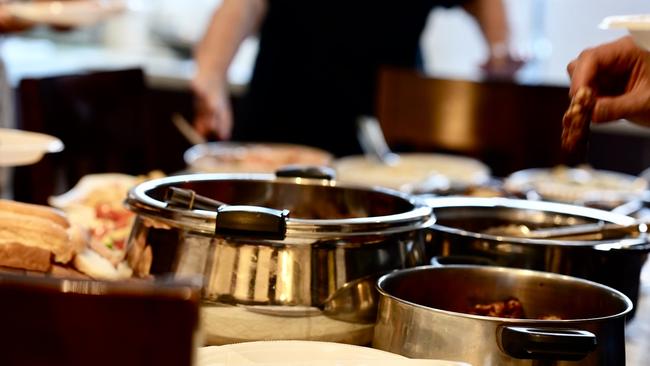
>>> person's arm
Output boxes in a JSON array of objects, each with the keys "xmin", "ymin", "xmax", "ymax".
[
  {"xmin": 567, "ymin": 36, "xmax": 650, "ymax": 127},
  {"xmin": 462, "ymin": 0, "xmax": 522, "ymax": 79},
  {"xmin": 0, "ymin": 5, "xmax": 32, "ymax": 33},
  {"xmin": 192, "ymin": 0, "xmax": 267, "ymax": 139}
]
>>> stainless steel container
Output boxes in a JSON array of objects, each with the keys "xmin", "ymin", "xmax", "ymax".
[
  {"xmin": 421, "ymin": 196, "xmax": 650, "ymax": 317},
  {"xmin": 373, "ymin": 265, "xmax": 632, "ymax": 365},
  {"xmin": 125, "ymin": 172, "xmax": 433, "ymax": 345}
]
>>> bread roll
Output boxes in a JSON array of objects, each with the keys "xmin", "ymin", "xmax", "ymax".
[
  {"xmin": 0, "ymin": 242, "xmax": 51, "ymax": 272},
  {"xmin": 0, "ymin": 199, "xmax": 69, "ymax": 229},
  {"xmin": 0, "ymin": 210, "xmax": 73, "ymax": 263}
]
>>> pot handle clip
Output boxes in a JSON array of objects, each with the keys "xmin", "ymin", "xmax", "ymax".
[
  {"xmin": 499, "ymin": 326, "xmax": 597, "ymax": 361},
  {"xmin": 215, "ymin": 205, "xmax": 290, "ymax": 241},
  {"xmin": 165, "ymin": 187, "xmax": 290, "ymax": 240}
]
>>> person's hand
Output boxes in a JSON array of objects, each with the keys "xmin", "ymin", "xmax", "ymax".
[
  {"xmin": 0, "ymin": 5, "xmax": 33, "ymax": 33},
  {"xmin": 481, "ymin": 53, "xmax": 525, "ymax": 81},
  {"xmin": 191, "ymin": 75, "xmax": 233, "ymax": 140},
  {"xmin": 567, "ymin": 36, "xmax": 650, "ymax": 126}
]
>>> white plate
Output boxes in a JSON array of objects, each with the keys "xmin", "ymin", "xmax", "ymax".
[
  {"xmin": 0, "ymin": 128, "xmax": 63, "ymax": 167},
  {"xmin": 5, "ymin": 0, "xmax": 126, "ymax": 27},
  {"xmin": 334, "ymin": 153, "xmax": 490, "ymax": 193},
  {"xmin": 197, "ymin": 341, "xmax": 470, "ymax": 366},
  {"xmin": 504, "ymin": 166, "xmax": 648, "ymax": 208},
  {"xmin": 48, "ymin": 173, "xmax": 137, "ymax": 209},
  {"xmin": 600, "ymin": 14, "xmax": 650, "ymax": 50}
]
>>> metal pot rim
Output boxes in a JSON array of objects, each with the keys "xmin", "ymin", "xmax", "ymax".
[
  {"xmin": 377, "ymin": 264, "xmax": 634, "ymax": 322},
  {"xmin": 127, "ymin": 173, "xmax": 434, "ymax": 236},
  {"xmin": 424, "ymin": 196, "xmax": 648, "ymax": 247}
]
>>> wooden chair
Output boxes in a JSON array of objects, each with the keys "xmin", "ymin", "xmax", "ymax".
[
  {"xmin": 375, "ymin": 68, "xmax": 571, "ymax": 177},
  {"xmin": 0, "ymin": 273, "xmax": 201, "ymax": 366},
  {"xmin": 13, "ymin": 68, "xmax": 193, "ymax": 204}
]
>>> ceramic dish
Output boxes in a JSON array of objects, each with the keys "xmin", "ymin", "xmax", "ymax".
[
  {"xmin": 197, "ymin": 340, "xmax": 470, "ymax": 366},
  {"xmin": 184, "ymin": 142, "xmax": 333, "ymax": 173},
  {"xmin": 0, "ymin": 128, "xmax": 63, "ymax": 167},
  {"xmin": 504, "ymin": 166, "xmax": 648, "ymax": 208},
  {"xmin": 600, "ymin": 14, "xmax": 650, "ymax": 50},
  {"xmin": 5, "ymin": 0, "xmax": 126, "ymax": 27},
  {"xmin": 334, "ymin": 153, "xmax": 490, "ymax": 193}
]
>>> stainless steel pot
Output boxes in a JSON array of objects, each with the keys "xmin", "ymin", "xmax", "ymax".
[
  {"xmin": 421, "ymin": 196, "xmax": 650, "ymax": 317},
  {"xmin": 373, "ymin": 265, "xmax": 632, "ymax": 365},
  {"xmin": 125, "ymin": 172, "xmax": 433, "ymax": 344}
]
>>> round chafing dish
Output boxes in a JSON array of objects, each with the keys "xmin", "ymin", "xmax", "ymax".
[
  {"xmin": 373, "ymin": 265, "xmax": 632, "ymax": 365},
  {"xmin": 125, "ymin": 172, "xmax": 434, "ymax": 345},
  {"xmin": 422, "ymin": 196, "xmax": 650, "ymax": 318}
]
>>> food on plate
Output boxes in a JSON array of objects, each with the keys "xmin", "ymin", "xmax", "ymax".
[
  {"xmin": 334, "ymin": 153, "xmax": 490, "ymax": 193},
  {"xmin": 0, "ymin": 199, "xmax": 81, "ymax": 272},
  {"xmin": 49, "ymin": 172, "xmax": 163, "ymax": 280},
  {"xmin": 469, "ymin": 297, "xmax": 562, "ymax": 320},
  {"xmin": 185, "ymin": 142, "xmax": 333, "ymax": 173},
  {"xmin": 562, "ymin": 87, "xmax": 595, "ymax": 152},
  {"xmin": 504, "ymin": 165, "xmax": 647, "ymax": 207}
]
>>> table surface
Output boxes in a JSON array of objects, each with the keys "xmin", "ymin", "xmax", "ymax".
[{"xmin": 625, "ymin": 259, "xmax": 649, "ymax": 366}]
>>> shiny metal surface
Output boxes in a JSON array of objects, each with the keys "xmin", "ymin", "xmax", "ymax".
[
  {"xmin": 373, "ymin": 265, "xmax": 632, "ymax": 366},
  {"xmin": 126, "ymin": 173, "xmax": 433, "ymax": 343},
  {"xmin": 422, "ymin": 197, "xmax": 649, "ymax": 317}
]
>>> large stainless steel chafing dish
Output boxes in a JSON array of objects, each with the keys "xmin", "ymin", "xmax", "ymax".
[{"xmin": 125, "ymin": 172, "xmax": 434, "ymax": 345}]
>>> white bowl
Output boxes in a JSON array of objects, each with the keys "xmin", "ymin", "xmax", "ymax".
[
  {"xmin": 334, "ymin": 153, "xmax": 490, "ymax": 193},
  {"xmin": 0, "ymin": 128, "xmax": 63, "ymax": 167},
  {"xmin": 4, "ymin": 0, "xmax": 126, "ymax": 28},
  {"xmin": 600, "ymin": 14, "xmax": 650, "ymax": 50},
  {"xmin": 197, "ymin": 341, "xmax": 471, "ymax": 366}
]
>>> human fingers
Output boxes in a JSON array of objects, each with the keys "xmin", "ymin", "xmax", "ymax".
[
  {"xmin": 212, "ymin": 101, "xmax": 233, "ymax": 140},
  {"xmin": 568, "ymin": 36, "xmax": 639, "ymax": 97},
  {"xmin": 591, "ymin": 92, "xmax": 650, "ymax": 123},
  {"xmin": 193, "ymin": 110, "xmax": 213, "ymax": 137},
  {"xmin": 568, "ymin": 51, "xmax": 600, "ymax": 97}
]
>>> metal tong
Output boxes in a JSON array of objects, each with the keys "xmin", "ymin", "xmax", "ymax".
[
  {"xmin": 523, "ymin": 221, "xmax": 646, "ymax": 240},
  {"xmin": 164, "ymin": 186, "xmax": 226, "ymax": 211}
]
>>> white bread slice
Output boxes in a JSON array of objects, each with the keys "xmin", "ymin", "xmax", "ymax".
[
  {"xmin": 0, "ymin": 199, "xmax": 69, "ymax": 229},
  {"xmin": 0, "ymin": 211, "xmax": 73, "ymax": 263},
  {"xmin": 74, "ymin": 248, "xmax": 133, "ymax": 280},
  {"xmin": 0, "ymin": 242, "xmax": 51, "ymax": 272},
  {"xmin": 49, "ymin": 264, "xmax": 91, "ymax": 279}
]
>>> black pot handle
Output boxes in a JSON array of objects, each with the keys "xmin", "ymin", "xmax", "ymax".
[
  {"xmin": 275, "ymin": 165, "xmax": 336, "ymax": 180},
  {"xmin": 215, "ymin": 205, "xmax": 290, "ymax": 241},
  {"xmin": 499, "ymin": 326, "xmax": 597, "ymax": 361}
]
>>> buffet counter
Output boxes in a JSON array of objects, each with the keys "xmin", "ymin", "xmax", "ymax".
[{"xmin": 625, "ymin": 260, "xmax": 650, "ymax": 366}]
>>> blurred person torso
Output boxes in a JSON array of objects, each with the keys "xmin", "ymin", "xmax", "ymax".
[{"xmin": 235, "ymin": 0, "xmax": 466, "ymax": 156}]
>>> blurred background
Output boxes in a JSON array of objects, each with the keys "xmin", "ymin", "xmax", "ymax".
[{"xmin": 3, "ymin": 0, "xmax": 650, "ymax": 202}]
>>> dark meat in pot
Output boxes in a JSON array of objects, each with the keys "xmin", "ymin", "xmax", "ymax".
[
  {"xmin": 470, "ymin": 297, "xmax": 525, "ymax": 318},
  {"xmin": 469, "ymin": 297, "xmax": 563, "ymax": 320}
]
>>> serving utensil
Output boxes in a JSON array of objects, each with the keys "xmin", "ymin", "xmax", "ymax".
[
  {"xmin": 172, "ymin": 113, "xmax": 207, "ymax": 145},
  {"xmin": 486, "ymin": 221, "xmax": 646, "ymax": 241},
  {"xmin": 357, "ymin": 115, "xmax": 399, "ymax": 165}
]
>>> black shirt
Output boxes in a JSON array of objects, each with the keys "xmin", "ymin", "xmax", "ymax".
[{"xmin": 234, "ymin": 0, "xmax": 468, "ymax": 156}]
